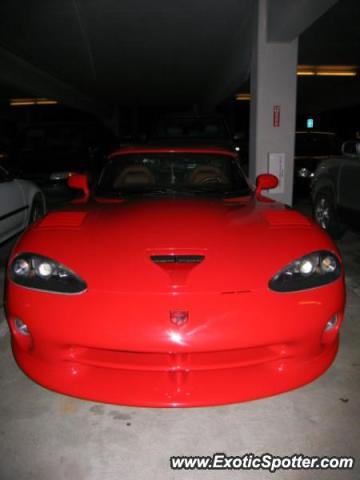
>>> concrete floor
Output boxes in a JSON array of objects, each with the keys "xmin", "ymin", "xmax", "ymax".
[{"xmin": 0, "ymin": 222, "xmax": 359, "ymax": 479}]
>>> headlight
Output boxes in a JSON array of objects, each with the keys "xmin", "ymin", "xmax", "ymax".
[
  {"xmin": 49, "ymin": 171, "xmax": 72, "ymax": 181},
  {"xmin": 9, "ymin": 253, "xmax": 87, "ymax": 294},
  {"xmin": 269, "ymin": 250, "xmax": 341, "ymax": 292},
  {"xmin": 297, "ymin": 167, "xmax": 310, "ymax": 178}
]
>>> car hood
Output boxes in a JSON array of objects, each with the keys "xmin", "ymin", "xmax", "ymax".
[{"xmin": 19, "ymin": 196, "xmax": 335, "ymax": 293}]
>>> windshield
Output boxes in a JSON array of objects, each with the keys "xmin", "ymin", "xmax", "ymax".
[{"xmin": 96, "ymin": 153, "xmax": 250, "ymax": 198}]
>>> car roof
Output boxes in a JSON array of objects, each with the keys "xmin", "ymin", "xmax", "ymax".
[{"xmin": 108, "ymin": 145, "xmax": 238, "ymax": 160}]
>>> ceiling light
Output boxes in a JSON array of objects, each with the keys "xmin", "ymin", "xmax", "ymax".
[
  {"xmin": 316, "ymin": 71, "xmax": 356, "ymax": 77},
  {"xmin": 297, "ymin": 65, "xmax": 357, "ymax": 77},
  {"xmin": 10, "ymin": 98, "xmax": 58, "ymax": 106},
  {"xmin": 235, "ymin": 93, "xmax": 251, "ymax": 101},
  {"xmin": 36, "ymin": 98, "xmax": 58, "ymax": 105},
  {"xmin": 10, "ymin": 98, "xmax": 35, "ymax": 106},
  {"xmin": 297, "ymin": 70, "xmax": 316, "ymax": 76}
]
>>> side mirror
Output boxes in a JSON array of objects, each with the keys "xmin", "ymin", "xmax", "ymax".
[
  {"xmin": 67, "ymin": 173, "xmax": 90, "ymax": 203},
  {"xmin": 255, "ymin": 173, "xmax": 278, "ymax": 200}
]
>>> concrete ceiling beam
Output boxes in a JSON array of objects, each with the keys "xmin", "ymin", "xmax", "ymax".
[
  {"xmin": 0, "ymin": 46, "xmax": 113, "ymax": 120},
  {"xmin": 268, "ymin": 0, "xmax": 339, "ymax": 42},
  {"xmin": 202, "ymin": 10, "xmax": 254, "ymax": 108}
]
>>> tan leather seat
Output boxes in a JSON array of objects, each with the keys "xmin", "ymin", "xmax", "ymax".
[
  {"xmin": 188, "ymin": 165, "xmax": 228, "ymax": 185},
  {"xmin": 114, "ymin": 165, "xmax": 155, "ymax": 188}
]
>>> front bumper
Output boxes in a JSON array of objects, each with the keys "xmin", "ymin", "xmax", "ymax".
[{"xmin": 6, "ymin": 281, "xmax": 345, "ymax": 407}]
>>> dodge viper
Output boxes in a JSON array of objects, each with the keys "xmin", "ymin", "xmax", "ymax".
[{"xmin": 6, "ymin": 146, "xmax": 345, "ymax": 407}]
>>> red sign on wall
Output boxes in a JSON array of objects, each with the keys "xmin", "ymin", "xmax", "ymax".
[{"xmin": 273, "ymin": 105, "xmax": 280, "ymax": 127}]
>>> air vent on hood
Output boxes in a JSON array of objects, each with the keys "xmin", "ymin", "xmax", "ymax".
[
  {"xmin": 37, "ymin": 211, "xmax": 87, "ymax": 228},
  {"xmin": 263, "ymin": 210, "xmax": 311, "ymax": 227},
  {"xmin": 151, "ymin": 255, "xmax": 205, "ymax": 264}
]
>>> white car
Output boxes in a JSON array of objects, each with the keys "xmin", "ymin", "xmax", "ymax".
[{"xmin": 0, "ymin": 165, "xmax": 46, "ymax": 244}]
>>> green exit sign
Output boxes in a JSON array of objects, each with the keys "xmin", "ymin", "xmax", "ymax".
[{"xmin": 307, "ymin": 118, "xmax": 314, "ymax": 129}]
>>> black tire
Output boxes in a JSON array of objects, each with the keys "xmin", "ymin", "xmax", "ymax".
[
  {"xmin": 29, "ymin": 195, "xmax": 45, "ymax": 225},
  {"xmin": 313, "ymin": 189, "xmax": 345, "ymax": 239}
]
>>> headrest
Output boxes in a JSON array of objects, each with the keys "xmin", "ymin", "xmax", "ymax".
[{"xmin": 114, "ymin": 165, "xmax": 155, "ymax": 187}]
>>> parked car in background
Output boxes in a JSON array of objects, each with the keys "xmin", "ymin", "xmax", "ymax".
[
  {"xmin": 10, "ymin": 122, "xmax": 117, "ymax": 204},
  {"xmin": 312, "ymin": 139, "xmax": 360, "ymax": 238},
  {"xmin": 294, "ymin": 131, "xmax": 340, "ymax": 198},
  {"xmin": 0, "ymin": 141, "xmax": 10, "ymax": 166},
  {"xmin": 0, "ymin": 165, "xmax": 45, "ymax": 244},
  {"xmin": 0, "ymin": 119, "xmax": 16, "ymax": 167}
]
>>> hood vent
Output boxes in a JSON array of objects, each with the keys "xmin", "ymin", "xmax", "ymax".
[
  {"xmin": 37, "ymin": 211, "xmax": 87, "ymax": 228},
  {"xmin": 151, "ymin": 255, "xmax": 204, "ymax": 264}
]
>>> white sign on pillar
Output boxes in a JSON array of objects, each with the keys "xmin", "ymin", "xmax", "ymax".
[{"xmin": 268, "ymin": 153, "xmax": 285, "ymax": 194}]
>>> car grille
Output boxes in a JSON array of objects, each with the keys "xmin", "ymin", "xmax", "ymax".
[{"xmin": 67, "ymin": 344, "xmax": 287, "ymax": 372}]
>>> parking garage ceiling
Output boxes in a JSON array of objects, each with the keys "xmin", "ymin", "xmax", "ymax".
[
  {"xmin": 298, "ymin": 0, "xmax": 360, "ymax": 113},
  {"xmin": 0, "ymin": 0, "xmax": 254, "ymax": 111},
  {"xmin": 0, "ymin": 0, "xmax": 358, "ymax": 116}
]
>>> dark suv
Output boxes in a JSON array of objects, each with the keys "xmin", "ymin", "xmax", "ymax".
[
  {"xmin": 294, "ymin": 131, "xmax": 340, "ymax": 197},
  {"xmin": 311, "ymin": 140, "xmax": 360, "ymax": 238}
]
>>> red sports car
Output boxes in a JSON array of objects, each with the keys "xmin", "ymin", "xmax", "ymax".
[{"xmin": 6, "ymin": 146, "xmax": 345, "ymax": 407}]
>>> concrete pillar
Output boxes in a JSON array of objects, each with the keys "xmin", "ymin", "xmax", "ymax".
[{"xmin": 249, "ymin": 0, "xmax": 298, "ymax": 205}]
